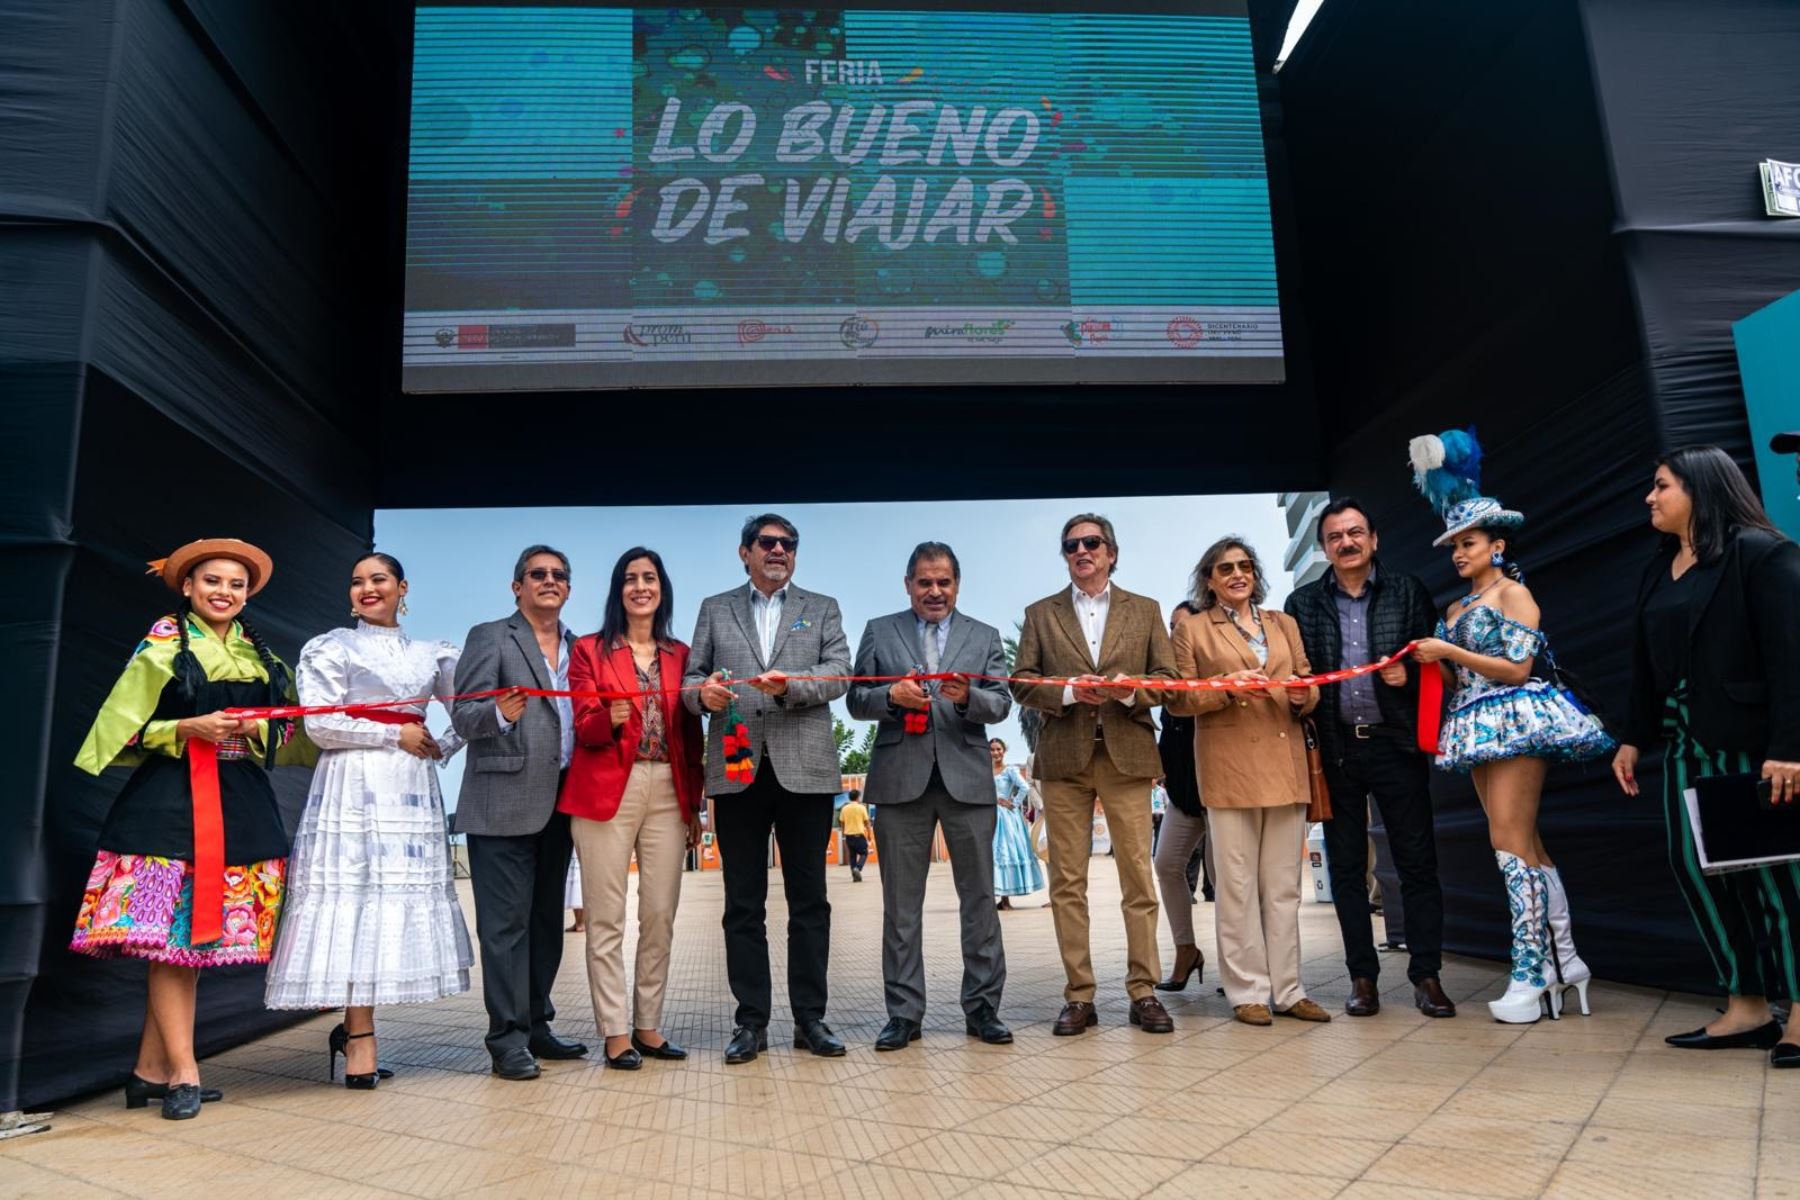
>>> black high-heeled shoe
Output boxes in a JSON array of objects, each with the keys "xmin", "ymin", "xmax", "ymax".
[
  {"xmin": 327, "ymin": 1022, "xmax": 388, "ymax": 1090},
  {"xmin": 124, "ymin": 1073, "xmax": 221, "ymax": 1109}
]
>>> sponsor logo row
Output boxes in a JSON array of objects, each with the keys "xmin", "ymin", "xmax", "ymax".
[{"xmin": 431, "ymin": 316, "xmax": 1271, "ymax": 353}]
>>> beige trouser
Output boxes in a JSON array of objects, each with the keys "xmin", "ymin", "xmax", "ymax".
[
  {"xmin": 1042, "ymin": 751, "xmax": 1161, "ymax": 1002},
  {"xmin": 1207, "ymin": 803, "xmax": 1308, "ymax": 1010},
  {"xmin": 1152, "ymin": 805, "xmax": 1213, "ymax": 946},
  {"xmin": 571, "ymin": 762, "xmax": 686, "ymax": 1036}
]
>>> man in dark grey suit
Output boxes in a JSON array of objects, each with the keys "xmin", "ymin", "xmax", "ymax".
[
  {"xmin": 683, "ymin": 514, "xmax": 852, "ymax": 1064},
  {"xmin": 451, "ymin": 545, "xmax": 588, "ymax": 1080},
  {"xmin": 848, "ymin": 542, "xmax": 1014, "ymax": 1050}
]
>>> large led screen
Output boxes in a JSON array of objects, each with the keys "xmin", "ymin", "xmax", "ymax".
[{"xmin": 403, "ymin": 2, "xmax": 1284, "ymax": 391}]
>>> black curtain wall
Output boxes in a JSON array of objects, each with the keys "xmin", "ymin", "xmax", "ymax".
[
  {"xmin": 0, "ymin": 0, "xmax": 402, "ymax": 1109},
  {"xmin": 1278, "ymin": 0, "xmax": 1800, "ymax": 989}
]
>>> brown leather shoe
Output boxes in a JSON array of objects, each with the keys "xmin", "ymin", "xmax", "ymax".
[
  {"xmin": 1413, "ymin": 977, "xmax": 1457, "ymax": 1018},
  {"xmin": 1053, "ymin": 1001, "xmax": 1099, "ymax": 1036},
  {"xmin": 1276, "ymin": 998, "xmax": 1333, "ymax": 1023},
  {"xmin": 1345, "ymin": 977, "xmax": 1381, "ymax": 1017},
  {"xmin": 1128, "ymin": 996, "xmax": 1174, "ymax": 1033},
  {"xmin": 1233, "ymin": 1003, "xmax": 1273, "ymax": 1026}
]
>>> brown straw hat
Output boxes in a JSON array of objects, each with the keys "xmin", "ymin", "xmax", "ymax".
[{"xmin": 147, "ymin": 538, "xmax": 274, "ymax": 597}]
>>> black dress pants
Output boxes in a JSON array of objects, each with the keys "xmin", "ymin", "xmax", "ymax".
[
  {"xmin": 466, "ymin": 811, "xmax": 574, "ymax": 1057},
  {"xmin": 713, "ymin": 758, "xmax": 834, "ymax": 1028},
  {"xmin": 1322, "ymin": 734, "xmax": 1444, "ymax": 984}
]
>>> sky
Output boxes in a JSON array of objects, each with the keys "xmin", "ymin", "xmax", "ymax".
[{"xmin": 376, "ymin": 493, "xmax": 1293, "ymax": 810}]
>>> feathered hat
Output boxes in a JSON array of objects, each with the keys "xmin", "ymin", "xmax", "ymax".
[{"xmin": 1407, "ymin": 428, "xmax": 1524, "ymax": 547}]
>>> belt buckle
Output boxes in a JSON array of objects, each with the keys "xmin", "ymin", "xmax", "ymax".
[{"xmin": 1353, "ymin": 724, "xmax": 1375, "ymax": 740}]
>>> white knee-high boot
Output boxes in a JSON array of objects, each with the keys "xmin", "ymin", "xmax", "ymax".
[
  {"xmin": 1489, "ymin": 851, "xmax": 1554, "ymax": 1024},
  {"xmin": 1539, "ymin": 865, "xmax": 1591, "ymax": 1016}
]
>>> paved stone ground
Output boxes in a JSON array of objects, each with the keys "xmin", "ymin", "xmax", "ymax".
[{"xmin": 5, "ymin": 862, "xmax": 1798, "ymax": 1198}]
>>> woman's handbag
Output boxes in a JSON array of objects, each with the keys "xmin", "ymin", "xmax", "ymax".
[{"xmin": 1302, "ymin": 718, "xmax": 1332, "ymax": 822}]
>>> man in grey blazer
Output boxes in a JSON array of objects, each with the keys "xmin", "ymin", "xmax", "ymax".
[
  {"xmin": 847, "ymin": 542, "xmax": 1014, "ymax": 1050},
  {"xmin": 683, "ymin": 514, "xmax": 852, "ymax": 1064},
  {"xmin": 451, "ymin": 545, "xmax": 588, "ymax": 1080}
]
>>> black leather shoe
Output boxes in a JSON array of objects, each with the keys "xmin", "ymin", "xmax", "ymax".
[
  {"xmin": 604, "ymin": 1046, "xmax": 643, "ymax": 1071},
  {"xmin": 1773, "ymin": 1042, "xmax": 1800, "ymax": 1068},
  {"xmin": 1664, "ymin": 1020, "xmax": 1784, "ymax": 1050},
  {"xmin": 724, "ymin": 1025, "xmax": 768, "ymax": 1065},
  {"xmin": 965, "ymin": 1007, "xmax": 1013, "ymax": 1045},
  {"xmin": 491, "ymin": 1047, "xmax": 542, "ymax": 1080},
  {"xmin": 875, "ymin": 1018, "xmax": 922, "ymax": 1051},
  {"xmin": 630, "ymin": 1032, "xmax": 687, "ymax": 1061},
  {"xmin": 125, "ymin": 1074, "xmax": 221, "ymax": 1109},
  {"xmin": 1345, "ymin": 977, "xmax": 1380, "ymax": 1017},
  {"xmin": 794, "ymin": 1019, "xmax": 847, "ymax": 1057},
  {"xmin": 527, "ymin": 1032, "xmax": 589, "ymax": 1060},
  {"xmin": 161, "ymin": 1083, "xmax": 203, "ymax": 1120}
]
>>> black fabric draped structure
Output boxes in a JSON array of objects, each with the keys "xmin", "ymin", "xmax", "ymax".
[{"xmin": 2, "ymin": 0, "xmax": 1796, "ymax": 1109}]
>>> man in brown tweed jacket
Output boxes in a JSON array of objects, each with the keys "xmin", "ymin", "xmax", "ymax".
[{"xmin": 1011, "ymin": 514, "xmax": 1178, "ymax": 1035}]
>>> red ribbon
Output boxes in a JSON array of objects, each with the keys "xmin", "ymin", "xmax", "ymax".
[
  {"xmin": 1416, "ymin": 660, "xmax": 1445, "ymax": 756},
  {"xmin": 222, "ymin": 642, "xmax": 1426, "ymax": 723},
  {"xmin": 185, "ymin": 738, "xmax": 226, "ymax": 945}
]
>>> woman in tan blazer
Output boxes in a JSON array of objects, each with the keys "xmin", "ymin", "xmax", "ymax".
[{"xmin": 1169, "ymin": 537, "xmax": 1330, "ymax": 1026}]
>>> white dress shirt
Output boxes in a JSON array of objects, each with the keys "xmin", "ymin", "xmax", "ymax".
[
  {"xmin": 1063, "ymin": 582, "xmax": 1135, "ymax": 708},
  {"xmin": 748, "ymin": 582, "xmax": 789, "ymax": 663}
]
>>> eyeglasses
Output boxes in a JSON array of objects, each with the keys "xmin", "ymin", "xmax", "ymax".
[
  {"xmin": 1214, "ymin": 561, "xmax": 1255, "ymax": 577},
  {"xmin": 1062, "ymin": 535, "xmax": 1108, "ymax": 555},
  {"xmin": 755, "ymin": 535, "xmax": 798, "ymax": 553},
  {"xmin": 525, "ymin": 568, "xmax": 570, "ymax": 583}
]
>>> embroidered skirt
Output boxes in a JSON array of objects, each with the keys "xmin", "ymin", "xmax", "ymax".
[
  {"xmin": 993, "ymin": 805, "xmax": 1045, "ymax": 896},
  {"xmin": 1435, "ymin": 678, "xmax": 1615, "ymax": 772},
  {"xmin": 71, "ymin": 851, "xmax": 285, "ymax": 968}
]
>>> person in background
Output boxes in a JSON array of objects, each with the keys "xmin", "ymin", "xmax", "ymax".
[
  {"xmin": 991, "ymin": 738, "xmax": 1045, "ymax": 910},
  {"xmin": 564, "ymin": 857, "xmax": 584, "ymax": 934},
  {"xmin": 684, "ymin": 513, "xmax": 853, "ymax": 1064},
  {"xmin": 265, "ymin": 552, "xmax": 473, "ymax": 1090},
  {"xmin": 848, "ymin": 542, "xmax": 1014, "ymax": 1050},
  {"xmin": 72, "ymin": 539, "xmax": 306, "ymax": 1119},
  {"xmin": 1284, "ymin": 497, "xmax": 1454, "ymax": 1019},
  {"xmin": 1149, "ymin": 777, "xmax": 1168, "ymax": 847},
  {"xmin": 839, "ymin": 789, "xmax": 871, "ymax": 882},
  {"xmin": 1613, "ymin": 446, "xmax": 1800, "ymax": 1066},
  {"xmin": 1169, "ymin": 537, "xmax": 1330, "ymax": 1027},
  {"xmin": 1408, "ymin": 430, "xmax": 1613, "ymax": 1025},
  {"xmin": 558, "ymin": 547, "xmax": 704, "ymax": 1071},
  {"xmin": 1155, "ymin": 599, "xmax": 1213, "ymax": 992},
  {"xmin": 451, "ymin": 545, "xmax": 587, "ymax": 1081},
  {"xmin": 1011, "ymin": 513, "xmax": 1178, "ymax": 1036}
]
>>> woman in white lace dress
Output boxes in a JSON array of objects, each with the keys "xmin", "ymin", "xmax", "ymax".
[{"xmin": 264, "ymin": 553, "xmax": 473, "ymax": 1088}]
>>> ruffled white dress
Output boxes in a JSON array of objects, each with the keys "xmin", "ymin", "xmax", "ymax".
[{"xmin": 265, "ymin": 622, "xmax": 474, "ymax": 1008}]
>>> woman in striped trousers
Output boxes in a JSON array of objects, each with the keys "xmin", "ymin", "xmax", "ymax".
[{"xmin": 1614, "ymin": 446, "xmax": 1800, "ymax": 1067}]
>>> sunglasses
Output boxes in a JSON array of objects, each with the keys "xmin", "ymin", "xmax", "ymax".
[
  {"xmin": 1214, "ymin": 560, "xmax": 1256, "ymax": 577},
  {"xmin": 524, "ymin": 568, "xmax": 570, "ymax": 583},
  {"xmin": 755, "ymin": 535, "xmax": 798, "ymax": 552},
  {"xmin": 1061, "ymin": 535, "xmax": 1108, "ymax": 555}
]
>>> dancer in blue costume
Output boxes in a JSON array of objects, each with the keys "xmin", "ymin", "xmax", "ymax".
[{"xmin": 1407, "ymin": 430, "xmax": 1613, "ymax": 1025}]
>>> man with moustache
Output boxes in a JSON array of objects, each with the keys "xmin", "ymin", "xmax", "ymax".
[
  {"xmin": 684, "ymin": 514, "xmax": 853, "ymax": 1064},
  {"xmin": 848, "ymin": 542, "xmax": 1014, "ymax": 1050},
  {"xmin": 1285, "ymin": 499, "xmax": 1454, "ymax": 1018},
  {"xmin": 452, "ymin": 545, "xmax": 588, "ymax": 1080},
  {"xmin": 1011, "ymin": 514, "xmax": 1178, "ymax": 1035}
]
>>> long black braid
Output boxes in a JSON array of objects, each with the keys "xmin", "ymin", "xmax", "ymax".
[
  {"xmin": 235, "ymin": 614, "xmax": 295, "ymax": 763},
  {"xmin": 170, "ymin": 598, "xmax": 210, "ymax": 705}
]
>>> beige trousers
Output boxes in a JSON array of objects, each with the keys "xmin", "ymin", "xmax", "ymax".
[
  {"xmin": 1041, "ymin": 751, "xmax": 1161, "ymax": 1002},
  {"xmin": 571, "ymin": 762, "xmax": 686, "ymax": 1036},
  {"xmin": 1206, "ymin": 803, "xmax": 1308, "ymax": 1010}
]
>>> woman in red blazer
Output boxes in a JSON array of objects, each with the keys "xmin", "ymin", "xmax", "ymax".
[{"xmin": 558, "ymin": 547, "xmax": 704, "ymax": 1070}]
